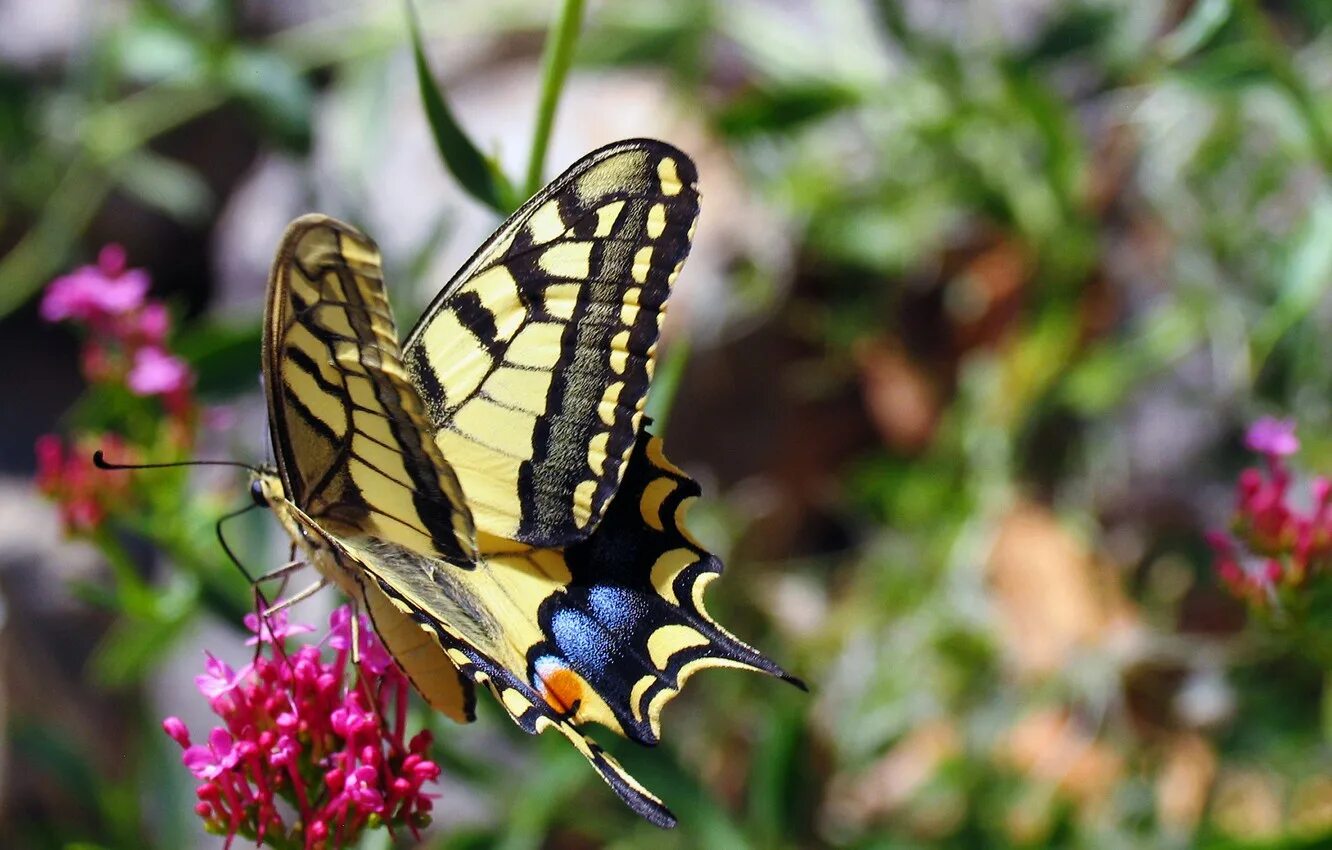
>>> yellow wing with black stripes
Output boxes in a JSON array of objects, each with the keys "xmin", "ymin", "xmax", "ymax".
[
  {"xmin": 261, "ymin": 214, "xmax": 482, "ymax": 723},
  {"xmin": 332, "ymin": 432, "xmax": 802, "ymax": 829},
  {"xmin": 262, "ymin": 215, "xmax": 476, "ymax": 562},
  {"xmin": 403, "ymin": 139, "xmax": 700, "ymax": 547}
]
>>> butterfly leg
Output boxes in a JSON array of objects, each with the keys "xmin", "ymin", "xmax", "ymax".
[
  {"xmin": 349, "ymin": 599, "xmax": 362, "ymax": 666},
  {"xmin": 263, "ymin": 577, "xmax": 328, "ymax": 617}
]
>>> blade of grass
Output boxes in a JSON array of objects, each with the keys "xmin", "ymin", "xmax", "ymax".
[
  {"xmin": 404, "ymin": 0, "xmax": 508, "ymax": 213},
  {"xmin": 643, "ymin": 338, "xmax": 691, "ymax": 435},
  {"xmin": 523, "ymin": 0, "xmax": 587, "ymax": 197}
]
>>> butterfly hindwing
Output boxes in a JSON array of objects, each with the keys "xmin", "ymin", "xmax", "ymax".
[
  {"xmin": 263, "ymin": 215, "xmax": 476, "ymax": 562},
  {"xmin": 329, "ymin": 431, "xmax": 800, "ymax": 828},
  {"xmin": 404, "ymin": 139, "xmax": 701, "ymax": 548},
  {"xmin": 359, "ymin": 572, "xmax": 477, "ymax": 723}
]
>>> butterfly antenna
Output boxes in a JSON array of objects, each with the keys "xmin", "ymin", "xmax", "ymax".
[{"xmin": 93, "ymin": 450, "xmax": 262, "ymax": 475}]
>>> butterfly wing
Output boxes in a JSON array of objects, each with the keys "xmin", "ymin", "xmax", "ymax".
[
  {"xmin": 263, "ymin": 214, "xmax": 476, "ymax": 562},
  {"xmin": 333, "ymin": 431, "xmax": 801, "ymax": 828},
  {"xmin": 262, "ymin": 216, "xmax": 479, "ymax": 722},
  {"xmin": 403, "ymin": 139, "xmax": 700, "ymax": 547}
]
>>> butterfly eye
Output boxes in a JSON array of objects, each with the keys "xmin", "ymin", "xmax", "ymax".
[{"xmin": 250, "ymin": 479, "xmax": 269, "ymax": 508}]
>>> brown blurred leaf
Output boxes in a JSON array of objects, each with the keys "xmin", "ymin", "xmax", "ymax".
[
  {"xmin": 1291, "ymin": 775, "xmax": 1332, "ymax": 838},
  {"xmin": 987, "ymin": 501, "xmax": 1138, "ymax": 677},
  {"xmin": 1211, "ymin": 768, "xmax": 1284, "ymax": 842},
  {"xmin": 824, "ymin": 720, "xmax": 961, "ymax": 830},
  {"xmin": 1001, "ymin": 709, "xmax": 1124, "ymax": 811},
  {"xmin": 1156, "ymin": 733, "xmax": 1217, "ymax": 835},
  {"xmin": 854, "ymin": 338, "xmax": 941, "ymax": 454},
  {"xmin": 946, "ymin": 237, "xmax": 1028, "ymax": 354}
]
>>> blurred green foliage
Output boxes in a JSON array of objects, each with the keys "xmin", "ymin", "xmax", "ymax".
[{"xmin": 8, "ymin": 0, "xmax": 1332, "ymax": 848}]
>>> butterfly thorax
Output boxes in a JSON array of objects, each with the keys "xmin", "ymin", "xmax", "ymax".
[{"xmin": 251, "ymin": 469, "xmax": 367, "ymax": 602}]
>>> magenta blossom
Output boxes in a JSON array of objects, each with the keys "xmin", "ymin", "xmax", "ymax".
[
  {"xmin": 164, "ymin": 606, "xmax": 440, "ymax": 849},
  {"xmin": 1245, "ymin": 417, "xmax": 1299, "ymax": 458},
  {"xmin": 1210, "ymin": 417, "xmax": 1332, "ymax": 606},
  {"xmin": 243, "ymin": 608, "xmax": 315, "ymax": 646},
  {"xmin": 328, "ymin": 606, "xmax": 395, "ymax": 675},
  {"xmin": 38, "ymin": 243, "xmax": 198, "ymax": 424},
  {"xmin": 40, "ymin": 244, "xmax": 150, "ymax": 325},
  {"xmin": 127, "ymin": 346, "xmax": 191, "ymax": 396}
]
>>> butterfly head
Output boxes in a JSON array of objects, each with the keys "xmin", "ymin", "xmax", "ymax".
[{"xmin": 248, "ymin": 466, "xmax": 285, "ymax": 509}]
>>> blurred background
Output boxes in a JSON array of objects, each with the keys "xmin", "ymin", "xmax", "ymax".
[{"xmin": 4, "ymin": 0, "xmax": 1332, "ymax": 847}]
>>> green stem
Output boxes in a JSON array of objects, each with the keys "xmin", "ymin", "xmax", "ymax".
[
  {"xmin": 643, "ymin": 338, "xmax": 692, "ymax": 436},
  {"xmin": 91, "ymin": 526, "xmax": 156, "ymax": 616},
  {"xmin": 524, "ymin": 0, "xmax": 586, "ymax": 197}
]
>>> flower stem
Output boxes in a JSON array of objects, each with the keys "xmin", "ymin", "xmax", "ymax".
[{"xmin": 524, "ymin": 0, "xmax": 586, "ymax": 197}]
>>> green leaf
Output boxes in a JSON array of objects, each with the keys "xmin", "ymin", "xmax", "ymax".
[
  {"xmin": 91, "ymin": 610, "xmax": 193, "ymax": 688},
  {"xmin": 115, "ymin": 150, "xmax": 212, "ymax": 224},
  {"xmin": 715, "ymin": 82, "xmax": 860, "ymax": 138},
  {"xmin": 174, "ymin": 320, "xmax": 262, "ymax": 399},
  {"xmin": 403, "ymin": 0, "xmax": 509, "ymax": 213},
  {"xmin": 1160, "ymin": 0, "xmax": 1235, "ymax": 63},
  {"xmin": 1252, "ymin": 189, "xmax": 1332, "ymax": 368},
  {"xmin": 221, "ymin": 46, "xmax": 314, "ymax": 152}
]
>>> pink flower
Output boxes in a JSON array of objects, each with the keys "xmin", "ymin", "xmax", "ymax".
[
  {"xmin": 40, "ymin": 245, "xmax": 149, "ymax": 325},
  {"xmin": 328, "ymin": 606, "xmax": 395, "ymax": 675},
  {"xmin": 244, "ymin": 609, "xmax": 316, "ymax": 646},
  {"xmin": 1211, "ymin": 417, "xmax": 1332, "ymax": 608},
  {"xmin": 127, "ymin": 346, "xmax": 191, "ymax": 396},
  {"xmin": 183, "ymin": 728, "xmax": 241, "ymax": 780},
  {"xmin": 133, "ymin": 302, "xmax": 171, "ymax": 345},
  {"xmin": 163, "ymin": 605, "xmax": 440, "ymax": 848},
  {"xmin": 195, "ymin": 653, "xmax": 251, "ymax": 703},
  {"xmin": 34, "ymin": 433, "xmax": 134, "ymax": 534},
  {"xmin": 1245, "ymin": 417, "xmax": 1299, "ymax": 458}
]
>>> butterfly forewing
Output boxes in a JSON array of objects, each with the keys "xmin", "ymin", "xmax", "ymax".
[
  {"xmin": 404, "ymin": 139, "xmax": 701, "ymax": 548},
  {"xmin": 263, "ymin": 215, "xmax": 476, "ymax": 562}
]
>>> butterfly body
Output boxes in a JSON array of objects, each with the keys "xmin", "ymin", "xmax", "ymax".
[{"xmin": 257, "ymin": 139, "xmax": 799, "ymax": 827}]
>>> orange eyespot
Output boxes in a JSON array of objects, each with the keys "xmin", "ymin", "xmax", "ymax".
[{"xmin": 537, "ymin": 663, "xmax": 584, "ymax": 715}]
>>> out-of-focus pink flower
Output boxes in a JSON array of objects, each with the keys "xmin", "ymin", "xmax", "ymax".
[
  {"xmin": 1211, "ymin": 417, "xmax": 1332, "ymax": 607},
  {"xmin": 38, "ymin": 244, "xmax": 197, "ymax": 426},
  {"xmin": 163, "ymin": 605, "xmax": 440, "ymax": 848},
  {"xmin": 1245, "ymin": 417, "xmax": 1299, "ymax": 458},
  {"xmin": 35, "ymin": 433, "xmax": 133, "ymax": 534},
  {"xmin": 134, "ymin": 302, "xmax": 171, "ymax": 345},
  {"xmin": 127, "ymin": 346, "xmax": 191, "ymax": 396},
  {"xmin": 40, "ymin": 245, "xmax": 149, "ymax": 324}
]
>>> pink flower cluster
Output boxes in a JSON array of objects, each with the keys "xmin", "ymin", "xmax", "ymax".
[
  {"xmin": 1208, "ymin": 418, "xmax": 1332, "ymax": 605},
  {"xmin": 35, "ymin": 244, "xmax": 200, "ymax": 533},
  {"xmin": 40, "ymin": 244, "xmax": 192, "ymax": 406},
  {"xmin": 163, "ymin": 607, "xmax": 441, "ymax": 849},
  {"xmin": 35, "ymin": 433, "xmax": 134, "ymax": 534}
]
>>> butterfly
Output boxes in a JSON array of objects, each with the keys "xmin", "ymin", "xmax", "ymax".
[{"xmin": 250, "ymin": 138, "xmax": 801, "ymax": 828}]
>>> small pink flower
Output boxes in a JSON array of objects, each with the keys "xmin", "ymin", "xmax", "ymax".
[
  {"xmin": 183, "ymin": 728, "xmax": 241, "ymax": 780},
  {"xmin": 1245, "ymin": 417, "xmax": 1299, "ymax": 458},
  {"xmin": 127, "ymin": 346, "xmax": 191, "ymax": 396},
  {"xmin": 244, "ymin": 609, "xmax": 315, "ymax": 646},
  {"xmin": 40, "ymin": 245, "xmax": 149, "ymax": 324},
  {"xmin": 163, "ymin": 716, "xmax": 191, "ymax": 748},
  {"xmin": 134, "ymin": 302, "xmax": 171, "ymax": 345},
  {"xmin": 195, "ymin": 653, "xmax": 251, "ymax": 702}
]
